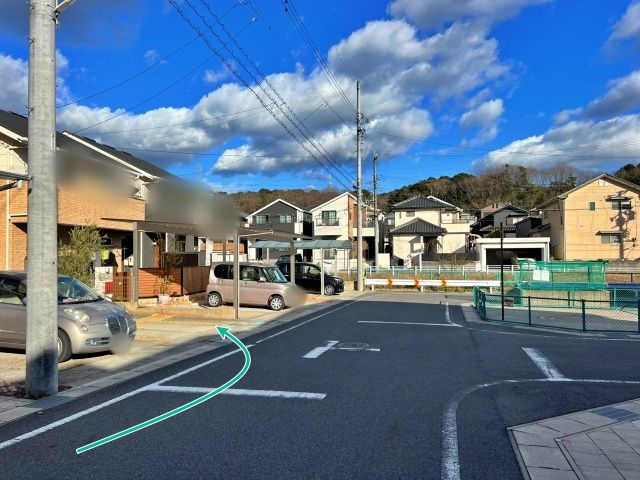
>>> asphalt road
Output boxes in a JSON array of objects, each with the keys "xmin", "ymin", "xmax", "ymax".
[{"xmin": 1, "ymin": 292, "xmax": 640, "ymax": 479}]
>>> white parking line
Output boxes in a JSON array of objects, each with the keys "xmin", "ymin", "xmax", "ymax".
[
  {"xmin": 331, "ymin": 347, "xmax": 380, "ymax": 352},
  {"xmin": 303, "ymin": 341, "xmax": 339, "ymax": 358},
  {"xmin": 358, "ymin": 321, "xmax": 460, "ymax": 327},
  {"xmin": 522, "ymin": 347, "xmax": 566, "ymax": 380},
  {"xmin": 146, "ymin": 385, "xmax": 326, "ymax": 400}
]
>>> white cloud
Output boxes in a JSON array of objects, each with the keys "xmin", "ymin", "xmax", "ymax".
[
  {"xmin": 388, "ymin": 0, "xmax": 549, "ymax": 30},
  {"xmin": 478, "ymin": 115, "xmax": 640, "ymax": 171},
  {"xmin": 609, "ymin": 1, "xmax": 640, "ymax": 42},
  {"xmin": 0, "ymin": 54, "xmax": 28, "ymax": 114},
  {"xmin": 460, "ymin": 98, "xmax": 504, "ymax": 128},
  {"xmin": 203, "ymin": 67, "xmax": 230, "ymax": 84},
  {"xmin": 143, "ymin": 49, "xmax": 161, "ymax": 65},
  {"xmin": 584, "ymin": 70, "xmax": 640, "ymax": 118}
]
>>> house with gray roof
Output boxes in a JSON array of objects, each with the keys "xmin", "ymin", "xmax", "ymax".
[{"xmin": 387, "ymin": 195, "xmax": 475, "ymax": 264}]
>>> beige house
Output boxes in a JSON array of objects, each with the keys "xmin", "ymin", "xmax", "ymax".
[
  {"xmin": 535, "ymin": 174, "xmax": 640, "ymax": 260},
  {"xmin": 388, "ymin": 195, "xmax": 475, "ymax": 264}
]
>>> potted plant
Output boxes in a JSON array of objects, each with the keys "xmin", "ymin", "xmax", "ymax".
[{"xmin": 154, "ymin": 274, "xmax": 172, "ymax": 304}]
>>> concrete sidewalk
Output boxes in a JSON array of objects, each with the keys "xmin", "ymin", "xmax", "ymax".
[
  {"xmin": 510, "ymin": 399, "xmax": 640, "ymax": 479},
  {"xmin": 0, "ymin": 291, "xmax": 365, "ymax": 426}
]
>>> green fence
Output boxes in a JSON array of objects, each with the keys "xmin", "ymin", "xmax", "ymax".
[{"xmin": 473, "ymin": 288, "xmax": 640, "ymax": 333}]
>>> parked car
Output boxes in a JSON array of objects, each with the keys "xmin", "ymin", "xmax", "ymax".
[
  {"xmin": 206, "ymin": 262, "xmax": 304, "ymax": 311},
  {"xmin": 0, "ymin": 272, "xmax": 136, "ymax": 362},
  {"xmin": 276, "ymin": 261, "xmax": 344, "ymax": 296},
  {"xmin": 277, "ymin": 253, "xmax": 303, "ymax": 264}
]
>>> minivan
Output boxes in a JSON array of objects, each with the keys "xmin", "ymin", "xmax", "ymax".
[{"xmin": 206, "ymin": 262, "xmax": 304, "ymax": 311}]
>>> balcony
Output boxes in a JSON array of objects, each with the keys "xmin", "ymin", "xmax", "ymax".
[{"xmin": 316, "ymin": 218, "xmax": 340, "ymax": 227}]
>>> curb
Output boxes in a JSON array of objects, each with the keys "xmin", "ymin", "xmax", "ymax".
[{"xmin": 0, "ymin": 292, "xmax": 369, "ymax": 427}]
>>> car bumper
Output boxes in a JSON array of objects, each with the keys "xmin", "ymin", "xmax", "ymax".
[{"xmin": 68, "ymin": 319, "xmax": 136, "ymax": 354}]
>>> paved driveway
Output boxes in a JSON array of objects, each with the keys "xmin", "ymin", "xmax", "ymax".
[{"xmin": 0, "ymin": 292, "xmax": 639, "ymax": 479}]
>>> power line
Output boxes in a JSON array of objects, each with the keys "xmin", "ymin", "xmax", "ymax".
[
  {"xmin": 168, "ymin": 0, "xmax": 352, "ymax": 190},
  {"xmin": 57, "ymin": 36, "xmax": 201, "ymax": 109},
  {"xmin": 72, "ymin": 54, "xmax": 215, "ymax": 134},
  {"xmin": 195, "ymin": 0, "xmax": 354, "ymax": 185}
]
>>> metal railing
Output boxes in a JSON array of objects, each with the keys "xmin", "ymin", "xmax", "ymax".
[
  {"xmin": 316, "ymin": 218, "xmax": 340, "ymax": 226},
  {"xmin": 474, "ymin": 288, "xmax": 640, "ymax": 333}
]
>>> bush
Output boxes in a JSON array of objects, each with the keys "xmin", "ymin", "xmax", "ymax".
[{"xmin": 58, "ymin": 225, "xmax": 103, "ymax": 287}]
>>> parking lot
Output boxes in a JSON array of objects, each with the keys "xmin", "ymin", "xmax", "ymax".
[{"xmin": 0, "ymin": 292, "xmax": 639, "ymax": 479}]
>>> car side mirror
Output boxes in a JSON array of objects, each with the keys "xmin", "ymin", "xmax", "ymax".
[{"xmin": 258, "ymin": 277, "xmax": 267, "ymax": 283}]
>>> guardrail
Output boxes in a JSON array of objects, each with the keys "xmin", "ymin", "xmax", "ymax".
[{"xmin": 365, "ymin": 278, "xmax": 500, "ymax": 290}]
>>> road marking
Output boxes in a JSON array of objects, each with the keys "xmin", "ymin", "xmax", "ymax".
[
  {"xmin": 0, "ymin": 347, "xmax": 250, "ymax": 452},
  {"xmin": 468, "ymin": 326, "xmax": 640, "ymax": 341},
  {"xmin": 522, "ymin": 347, "xmax": 566, "ymax": 380},
  {"xmin": 358, "ymin": 321, "xmax": 461, "ymax": 327},
  {"xmin": 0, "ymin": 296, "xmax": 370, "ymax": 451},
  {"xmin": 331, "ymin": 347, "xmax": 380, "ymax": 352},
  {"xmin": 445, "ymin": 302, "xmax": 463, "ymax": 327},
  {"xmin": 441, "ymin": 377, "xmax": 640, "ymax": 480},
  {"xmin": 255, "ymin": 296, "xmax": 369, "ymax": 344},
  {"xmin": 303, "ymin": 340, "xmax": 339, "ymax": 358},
  {"xmin": 146, "ymin": 385, "xmax": 326, "ymax": 400}
]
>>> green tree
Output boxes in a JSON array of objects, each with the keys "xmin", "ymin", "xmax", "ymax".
[{"xmin": 58, "ymin": 225, "xmax": 103, "ymax": 287}]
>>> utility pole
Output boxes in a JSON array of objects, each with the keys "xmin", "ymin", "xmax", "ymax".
[
  {"xmin": 356, "ymin": 81, "xmax": 363, "ymax": 292},
  {"xmin": 26, "ymin": 0, "xmax": 73, "ymax": 397},
  {"xmin": 373, "ymin": 150, "xmax": 379, "ymax": 269}
]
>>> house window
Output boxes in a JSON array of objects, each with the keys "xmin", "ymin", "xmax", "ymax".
[
  {"xmin": 406, "ymin": 211, "xmax": 415, "ymax": 217},
  {"xmin": 611, "ymin": 200, "xmax": 632, "ymax": 210},
  {"xmin": 175, "ymin": 235, "xmax": 186, "ymax": 252},
  {"xmin": 543, "ymin": 211, "xmax": 548, "ymax": 220},
  {"xmin": 255, "ymin": 214, "xmax": 268, "ymax": 224},
  {"xmin": 589, "ymin": 202, "xmax": 595, "ymax": 211},
  {"xmin": 321, "ymin": 210, "xmax": 338, "ymax": 226},
  {"xmin": 278, "ymin": 214, "xmax": 293, "ymax": 223},
  {"xmin": 193, "ymin": 237, "xmax": 199, "ymax": 248},
  {"xmin": 601, "ymin": 234, "xmax": 621, "ymax": 244},
  {"xmin": 323, "ymin": 249, "xmax": 336, "ymax": 260}
]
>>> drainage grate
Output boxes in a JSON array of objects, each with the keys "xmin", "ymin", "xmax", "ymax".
[{"xmin": 591, "ymin": 406, "xmax": 640, "ymax": 422}]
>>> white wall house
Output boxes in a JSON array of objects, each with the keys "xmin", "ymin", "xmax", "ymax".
[{"xmin": 388, "ymin": 195, "xmax": 475, "ymax": 265}]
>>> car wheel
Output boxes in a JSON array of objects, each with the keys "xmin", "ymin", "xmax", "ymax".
[
  {"xmin": 57, "ymin": 329, "xmax": 72, "ymax": 363},
  {"xmin": 207, "ymin": 292, "xmax": 222, "ymax": 308},
  {"xmin": 324, "ymin": 284, "xmax": 335, "ymax": 296},
  {"xmin": 269, "ymin": 295, "xmax": 284, "ymax": 311}
]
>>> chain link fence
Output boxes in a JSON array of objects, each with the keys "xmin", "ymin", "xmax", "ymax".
[{"xmin": 474, "ymin": 288, "xmax": 640, "ymax": 333}]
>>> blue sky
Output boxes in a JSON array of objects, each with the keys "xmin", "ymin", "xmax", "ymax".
[{"xmin": 1, "ymin": 0, "xmax": 640, "ymax": 193}]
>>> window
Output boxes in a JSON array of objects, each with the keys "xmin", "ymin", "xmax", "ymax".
[
  {"xmin": 406, "ymin": 211, "xmax": 415, "ymax": 217},
  {"xmin": 601, "ymin": 234, "xmax": 621, "ymax": 244},
  {"xmin": 321, "ymin": 210, "xmax": 338, "ymax": 226},
  {"xmin": 324, "ymin": 249, "xmax": 336, "ymax": 260},
  {"xmin": 279, "ymin": 214, "xmax": 293, "ymax": 223},
  {"xmin": 214, "ymin": 264, "xmax": 231, "ymax": 280},
  {"xmin": 175, "ymin": 235, "xmax": 186, "ymax": 252},
  {"xmin": 303, "ymin": 265, "xmax": 321, "ymax": 278},
  {"xmin": 543, "ymin": 211, "xmax": 548, "ymax": 219},
  {"xmin": 589, "ymin": 202, "xmax": 595, "ymax": 211},
  {"xmin": 611, "ymin": 200, "xmax": 632, "ymax": 210},
  {"xmin": 240, "ymin": 266, "xmax": 260, "ymax": 281},
  {"xmin": 255, "ymin": 214, "xmax": 268, "ymax": 224},
  {"xmin": 193, "ymin": 236, "xmax": 199, "ymax": 248},
  {"xmin": 0, "ymin": 278, "xmax": 24, "ymax": 305}
]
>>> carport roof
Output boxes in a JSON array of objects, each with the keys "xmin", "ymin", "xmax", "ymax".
[{"xmin": 253, "ymin": 239, "xmax": 352, "ymax": 249}]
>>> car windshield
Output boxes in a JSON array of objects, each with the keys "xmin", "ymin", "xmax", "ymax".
[
  {"xmin": 57, "ymin": 277, "xmax": 101, "ymax": 304},
  {"xmin": 264, "ymin": 267, "xmax": 288, "ymax": 283}
]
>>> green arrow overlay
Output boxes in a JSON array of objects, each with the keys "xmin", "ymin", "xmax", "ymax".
[{"xmin": 76, "ymin": 326, "xmax": 251, "ymax": 454}]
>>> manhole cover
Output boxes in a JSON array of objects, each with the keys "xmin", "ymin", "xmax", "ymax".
[{"xmin": 336, "ymin": 342, "xmax": 369, "ymax": 350}]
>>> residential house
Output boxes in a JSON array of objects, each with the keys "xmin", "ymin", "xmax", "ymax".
[
  {"xmin": 0, "ymin": 109, "xmax": 226, "ymax": 274},
  {"xmin": 387, "ymin": 195, "xmax": 475, "ymax": 264},
  {"xmin": 471, "ymin": 204, "xmax": 530, "ymax": 238},
  {"xmin": 246, "ymin": 199, "xmax": 313, "ymax": 261},
  {"xmin": 309, "ymin": 192, "xmax": 374, "ymax": 269},
  {"xmin": 535, "ymin": 173, "xmax": 640, "ymax": 260}
]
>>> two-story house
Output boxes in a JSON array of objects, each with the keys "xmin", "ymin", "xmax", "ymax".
[
  {"xmin": 387, "ymin": 195, "xmax": 475, "ymax": 264},
  {"xmin": 535, "ymin": 174, "xmax": 640, "ymax": 260},
  {"xmin": 0, "ymin": 109, "xmax": 225, "ymax": 272},
  {"xmin": 471, "ymin": 204, "xmax": 530, "ymax": 238},
  {"xmin": 309, "ymin": 192, "xmax": 376, "ymax": 269},
  {"xmin": 246, "ymin": 199, "xmax": 313, "ymax": 261}
]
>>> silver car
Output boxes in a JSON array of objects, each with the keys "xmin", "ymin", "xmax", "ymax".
[
  {"xmin": 206, "ymin": 262, "xmax": 304, "ymax": 311},
  {"xmin": 0, "ymin": 272, "xmax": 136, "ymax": 362}
]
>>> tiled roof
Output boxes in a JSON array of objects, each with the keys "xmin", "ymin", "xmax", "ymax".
[
  {"xmin": 0, "ymin": 110, "xmax": 28, "ymax": 138},
  {"xmin": 479, "ymin": 224, "xmax": 516, "ymax": 233},
  {"xmin": 389, "ymin": 218, "xmax": 447, "ymax": 235},
  {"xmin": 391, "ymin": 195, "xmax": 455, "ymax": 210}
]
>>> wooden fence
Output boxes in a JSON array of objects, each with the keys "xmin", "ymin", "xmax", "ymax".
[{"xmin": 108, "ymin": 266, "xmax": 210, "ymax": 301}]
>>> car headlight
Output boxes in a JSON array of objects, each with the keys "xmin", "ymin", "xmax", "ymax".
[{"xmin": 64, "ymin": 308, "xmax": 90, "ymax": 324}]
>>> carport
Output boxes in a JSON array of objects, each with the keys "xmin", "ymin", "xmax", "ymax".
[{"xmin": 252, "ymin": 239, "xmax": 352, "ymax": 296}]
